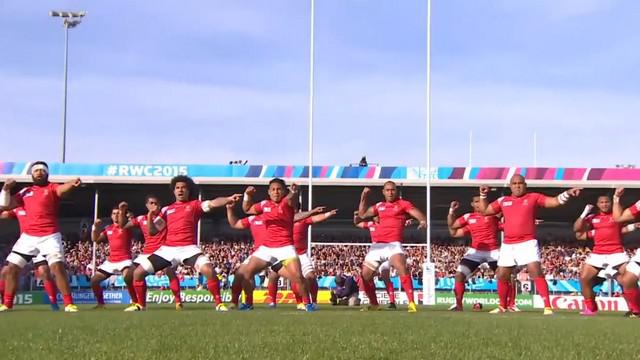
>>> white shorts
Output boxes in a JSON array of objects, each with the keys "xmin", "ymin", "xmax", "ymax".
[
  {"xmin": 133, "ymin": 253, "xmax": 153, "ymax": 265},
  {"xmin": 379, "ymin": 261, "xmax": 391, "ymax": 273},
  {"xmin": 457, "ymin": 248, "xmax": 500, "ymax": 276},
  {"xmin": 252, "ymin": 245, "xmax": 298, "ymax": 265},
  {"xmin": 98, "ymin": 259, "xmax": 133, "ymax": 275},
  {"xmin": 298, "ymin": 253, "xmax": 315, "ymax": 277},
  {"xmin": 585, "ymin": 252, "xmax": 629, "ymax": 269},
  {"xmin": 625, "ymin": 252, "xmax": 640, "ymax": 277},
  {"xmin": 497, "ymin": 240, "xmax": 540, "ymax": 267},
  {"xmin": 33, "ymin": 254, "xmax": 47, "ymax": 265},
  {"xmin": 364, "ymin": 242, "xmax": 405, "ymax": 270},
  {"xmin": 7, "ymin": 232, "xmax": 65, "ymax": 268},
  {"xmin": 153, "ymin": 245, "xmax": 208, "ymax": 270}
]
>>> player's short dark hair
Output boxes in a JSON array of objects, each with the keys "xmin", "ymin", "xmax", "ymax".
[
  {"xmin": 170, "ymin": 175, "xmax": 197, "ymax": 200},
  {"xmin": 145, "ymin": 194, "xmax": 159, "ymax": 203},
  {"xmin": 269, "ymin": 178, "xmax": 287, "ymax": 190},
  {"xmin": 111, "ymin": 205, "xmax": 120, "ymax": 211},
  {"xmin": 383, "ymin": 181, "xmax": 396, "ymax": 188}
]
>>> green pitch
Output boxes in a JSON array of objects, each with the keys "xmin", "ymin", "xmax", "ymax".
[{"xmin": 1, "ymin": 305, "xmax": 635, "ymax": 359}]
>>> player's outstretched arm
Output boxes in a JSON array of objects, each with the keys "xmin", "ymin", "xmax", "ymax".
[
  {"xmin": 622, "ymin": 223, "xmax": 640, "ymax": 234},
  {"xmin": 309, "ymin": 209, "xmax": 338, "ymax": 224},
  {"xmin": 0, "ymin": 179, "xmax": 18, "ymax": 210},
  {"xmin": 92, "ymin": 219, "xmax": 106, "ymax": 243},
  {"xmin": 294, "ymin": 206, "xmax": 326, "ymax": 222},
  {"xmin": 56, "ymin": 178, "xmax": 82, "ymax": 198},
  {"xmin": 204, "ymin": 194, "xmax": 242, "ymax": 212},
  {"xmin": 573, "ymin": 204, "xmax": 593, "ymax": 232},
  {"xmin": 242, "ymin": 186, "xmax": 257, "ymax": 213},
  {"xmin": 407, "ymin": 207, "xmax": 428, "ymax": 230},
  {"xmin": 543, "ymin": 188, "xmax": 581, "ymax": 208}
]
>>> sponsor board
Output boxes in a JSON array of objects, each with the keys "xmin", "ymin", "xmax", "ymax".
[
  {"xmin": 435, "ymin": 292, "xmax": 533, "ymax": 308},
  {"xmin": 44, "ymin": 290, "xmax": 130, "ymax": 305},
  {"xmin": 533, "ymin": 295, "xmax": 628, "ymax": 312}
]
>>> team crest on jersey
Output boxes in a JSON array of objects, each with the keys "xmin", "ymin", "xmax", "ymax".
[
  {"xmin": 186, "ymin": 205, "xmax": 192, "ymax": 212},
  {"xmin": 263, "ymin": 207, "xmax": 272, "ymax": 213},
  {"xmin": 23, "ymin": 191, "xmax": 34, "ymax": 198},
  {"xmin": 523, "ymin": 199, "xmax": 529, "ymax": 206},
  {"xmin": 44, "ymin": 190, "xmax": 49, "ymax": 196},
  {"xmin": 166, "ymin": 209, "xmax": 176, "ymax": 215},
  {"xmin": 107, "ymin": 231, "xmax": 113, "ymax": 235},
  {"xmin": 379, "ymin": 206, "xmax": 386, "ymax": 211},
  {"xmin": 469, "ymin": 219, "xmax": 477, "ymax": 224},
  {"xmin": 503, "ymin": 201, "xmax": 513, "ymax": 206},
  {"xmin": 17, "ymin": 210, "xmax": 26, "ymax": 216},
  {"xmin": 592, "ymin": 218, "xmax": 601, "ymax": 224}
]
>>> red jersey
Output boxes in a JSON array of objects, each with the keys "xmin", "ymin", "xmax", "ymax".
[
  {"xmin": 371, "ymin": 199, "xmax": 415, "ymax": 243},
  {"xmin": 160, "ymin": 200, "xmax": 204, "ymax": 247},
  {"xmin": 241, "ymin": 215, "xmax": 268, "ymax": 252},
  {"xmin": 14, "ymin": 183, "xmax": 60, "ymax": 236},
  {"xmin": 585, "ymin": 213, "xmax": 624, "ymax": 254},
  {"xmin": 628, "ymin": 200, "xmax": 640, "ymax": 218},
  {"xmin": 456, "ymin": 213, "xmax": 500, "ymax": 251},
  {"xmin": 253, "ymin": 199, "xmax": 294, "ymax": 247},
  {"xmin": 489, "ymin": 192, "xmax": 546, "ymax": 244},
  {"xmin": 101, "ymin": 224, "xmax": 132, "ymax": 262},
  {"xmin": 361, "ymin": 221, "xmax": 383, "ymax": 243},
  {"xmin": 293, "ymin": 217, "xmax": 314, "ymax": 255},
  {"xmin": 131, "ymin": 214, "xmax": 167, "ymax": 254}
]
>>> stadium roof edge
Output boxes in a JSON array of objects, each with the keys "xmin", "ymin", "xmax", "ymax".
[{"xmin": 0, "ymin": 161, "xmax": 639, "ymax": 187}]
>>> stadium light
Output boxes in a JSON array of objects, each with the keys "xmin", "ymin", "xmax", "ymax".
[{"xmin": 49, "ymin": 10, "xmax": 87, "ymax": 163}]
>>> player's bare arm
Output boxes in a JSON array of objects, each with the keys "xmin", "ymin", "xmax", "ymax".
[
  {"xmin": 612, "ymin": 187, "xmax": 637, "ymax": 223},
  {"xmin": 204, "ymin": 194, "xmax": 242, "ymax": 212},
  {"xmin": 242, "ymin": 186, "xmax": 257, "ymax": 213},
  {"xmin": 573, "ymin": 204, "xmax": 593, "ymax": 232},
  {"xmin": 226, "ymin": 199, "xmax": 247, "ymax": 229},
  {"xmin": 447, "ymin": 201, "xmax": 461, "ymax": 230},
  {"xmin": 294, "ymin": 206, "xmax": 326, "ymax": 222},
  {"xmin": 543, "ymin": 188, "xmax": 581, "ymax": 208},
  {"xmin": 91, "ymin": 218, "xmax": 106, "ymax": 243},
  {"xmin": 476, "ymin": 186, "xmax": 496, "ymax": 215},
  {"xmin": 285, "ymin": 183, "xmax": 299, "ymax": 208},
  {"xmin": 56, "ymin": 177, "xmax": 82, "ymax": 198},
  {"xmin": 309, "ymin": 209, "xmax": 338, "ymax": 223},
  {"xmin": 358, "ymin": 187, "xmax": 375, "ymax": 219},
  {"xmin": 0, "ymin": 179, "xmax": 18, "ymax": 210}
]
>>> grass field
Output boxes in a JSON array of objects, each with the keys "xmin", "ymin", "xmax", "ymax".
[{"xmin": 1, "ymin": 304, "xmax": 636, "ymax": 359}]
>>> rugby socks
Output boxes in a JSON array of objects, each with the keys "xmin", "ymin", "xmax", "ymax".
[
  {"xmin": 169, "ymin": 277, "xmax": 182, "ymax": 304},
  {"xmin": 206, "ymin": 279, "xmax": 222, "ymax": 305},
  {"xmin": 291, "ymin": 281, "xmax": 303, "ymax": 304},
  {"xmin": 623, "ymin": 287, "xmax": 640, "ymax": 314},
  {"xmin": 267, "ymin": 281, "xmax": 278, "ymax": 304},
  {"xmin": 385, "ymin": 280, "xmax": 396, "ymax": 304},
  {"xmin": 584, "ymin": 298, "xmax": 598, "ymax": 312},
  {"xmin": 454, "ymin": 281, "xmax": 465, "ymax": 308},
  {"xmin": 360, "ymin": 278, "xmax": 379, "ymax": 306},
  {"xmin": 43, "ymin": 279, "xmax": 59, "ymax": 306},
  {"xmin": 400, "ymin": 275, "xmax": 415, "ymax": 303},
  {"xmin": 507, "ymin": 281, "xmax": 517, "ymax": 308},
  {"xmin": 134, "ymin": 280, "xmax": 147, "ymax": 308},
  {"xmin": 126, "ymin": 284, "xmax": 138, "ymax": 304},
  {"xmin": 534, "ymin": 277, "xmax": 552, "ymax": 308},
  {"xmin": 62, "ymin": 293, "xmax": 74, "ymax": 307},
  {"xmin": 0, "ymin": 279, "xmax": 5, "ymax": 302},
  {"xmin": 497, "ymin": 279, "xmax": 510, "ymax": 308}
]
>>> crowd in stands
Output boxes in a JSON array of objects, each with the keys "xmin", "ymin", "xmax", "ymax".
[{"xmin": 46, "ymin": 232, "xmax": 629, "ymax": 282}]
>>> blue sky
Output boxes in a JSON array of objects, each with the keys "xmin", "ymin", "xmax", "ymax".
[{"xmin": 1, "ymin": 0, "xmax": 639, "ymax": 167}]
